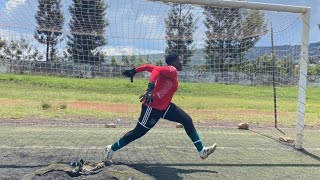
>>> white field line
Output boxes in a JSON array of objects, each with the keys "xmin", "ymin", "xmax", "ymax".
[{"xmin": 0, "ymin": 145, "xmax": 319, "ymax": 151}]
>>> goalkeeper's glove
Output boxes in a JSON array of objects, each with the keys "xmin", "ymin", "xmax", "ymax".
[
  {"xmin": 122, "ymin": 68, "xmax": 137, "ymax": 83},
  {"xmin": 139, "ymin": 82, "xmax": 155, "ymax": 105}
]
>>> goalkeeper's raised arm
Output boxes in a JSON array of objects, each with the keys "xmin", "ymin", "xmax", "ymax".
[{"xmin": 122, "ymin": 64, "xmax": 156, "ymax": 82}]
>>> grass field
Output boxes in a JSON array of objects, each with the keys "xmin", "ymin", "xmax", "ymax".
[
  {"xmin": 0, "ymin": 74, "xmax": 319, "ymax": 179},
  {"xmin": 0, "ymin": 125, "xmax": 319, "ymax": 179},
  {"xmin": 0, "ymin": 74, "xmax": 319, "ymax": 126}
]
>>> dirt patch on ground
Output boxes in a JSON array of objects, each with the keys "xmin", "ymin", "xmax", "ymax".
[
  {"xmin": 234, "ymin": 109, "xmax": 288, "ymax": 116},
  {"xmin": 0, "ymin": 98, "xmax": 282, "ymax": 117},
  {"xmin": 67, "ymin": 101, "xmax": 282, "ymax": 117},
  {"xmin": 189, "ymin": 109, "xmax": 288, "ymax": 117},
  {"xmin": 68, "ymin": 101, "xmax": 139, "ymax": 113},
  {"xmin": 1, "ymin": 99, "xmax": 316, "ymax": 129},
  {"xmin": 0, "ymin": 98, "xmax": 31, "ymax": 106}
]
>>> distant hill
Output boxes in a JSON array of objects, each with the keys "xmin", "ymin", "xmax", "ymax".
[
  {"xmin": 106, "ymin": 42, "xmax": 320, "ymax": 65},
  {"xmin": 198, "ymin": 42, "xmax": 319, "ymax": 64},
  {"xmin": 245, "ymin": 42, "xmax": 319, "ymax": 61}
]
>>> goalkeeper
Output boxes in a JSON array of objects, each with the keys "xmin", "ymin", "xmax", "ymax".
[{"xmin": 105, "ymin": 53, "xmax": 217, "ymax": 162}]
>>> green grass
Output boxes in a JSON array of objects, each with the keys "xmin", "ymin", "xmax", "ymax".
[
  {"xmin": 0, "ymin": 126, "xmax": 319, "ymax": 179},
  {"xmin": 0, "ymin": 73, "xmax": 319, "ymax": 126},
  {"xmin": 1, "ymin": 74, "xmax": 319, "ymax": 179}
]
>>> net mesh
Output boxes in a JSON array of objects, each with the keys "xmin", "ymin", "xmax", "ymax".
[{"xmin": 0, "ymin": 0, "xmax": 319, "ymax": 179}]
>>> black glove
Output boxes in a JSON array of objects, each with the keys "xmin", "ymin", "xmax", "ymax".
[
  {"xmin": 122, "ymin": 68, "xmax": 137, "ymax": 83},
  {"xmin": 139, "ymin": 82, "xmax": 155, "ymax": 105}
]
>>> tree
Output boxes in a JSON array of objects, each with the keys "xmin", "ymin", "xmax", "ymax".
[
  {"xmin": 50, "ymin": 45, "xmax": 59, "ymax": 61},
  {"xmin": 0, "ymin": 37, "xmax": 6, "ymax": 60},
  {"xmin": 203, "ymin": 5, "xmax": 266, "ymax": 72},
  {"xmin": 165, "ymin": 4, "xmax": 196, "ymax": 65},
  {"xmin": 318, "ymin": 46, "xmax": 320, "ymax": 62},
  {"xmin": 111, "ymin": 56, "xmax": 118, "ymax": 66},
  {"xmin": 129, "ymin": 55, "xmax": 136, "ymax": 66},
  {"xmin": 121, "ymin": 55, "xmax": 130, "ymax": 66},
  {"xmin": 0, "ymin": 37, "xmax": 5, "ymax": 49},
  {"xmin": 3, "ymin": 37, "xmax": 43, "ymax": 62},
  {"xmin": 242, "ymin": 61, "xmax": 255, "ymax": 74},
  {"xmin": 146, "ymin": 54, "xmax": 152, "ymax": 64},
  {"xmin": 137, "ymin": 55, "xmax": 146, "ymax": 66},
  {"xmin": 308, "ymin": 64, "xmax": 320, "ymax": 76},
  {"xmin": 67, "ymin": 0, "xmax": 108, "ymax": 64},
  {"xmin": 34, "ymin": 0, "xmax": 64, "ymax": 62},
  {"xmin": 318, "ymin": 24, "xmax": 320, "ymax": 61},
  {"xmin": 155, "ymin": 60, "xmax": 164, "ymax": 66}
]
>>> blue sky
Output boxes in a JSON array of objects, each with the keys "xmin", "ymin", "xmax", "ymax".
[
  {"xmin": 0, "ymin": 0, "xmax": 319, "ymax": 56},
  {"xmin": 251, "ymin": 0, "xmax": 320, "ymax": 44}
]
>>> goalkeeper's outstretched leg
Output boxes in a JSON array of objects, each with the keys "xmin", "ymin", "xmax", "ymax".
[
  {"xmin": 105, "ymin": 105, "xmax": 162, "ymax": 163},
  {"xmin": 163, "ymin": 103, "xmax": 217, "ymax": 159}
]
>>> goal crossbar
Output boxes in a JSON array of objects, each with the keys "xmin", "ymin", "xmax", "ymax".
[{"xmin": 147, "ymin": 0, "xmax": 310, "ymax": 13}]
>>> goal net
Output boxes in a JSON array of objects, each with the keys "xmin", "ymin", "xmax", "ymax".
[{"xmin": 0, "ymin": 0, "xmax": 314, "ymax": 166}]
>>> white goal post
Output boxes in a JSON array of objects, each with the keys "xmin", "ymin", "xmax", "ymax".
[{"xmin": 149, "ymin": 0, "xmax": 311, "ymax": 149}]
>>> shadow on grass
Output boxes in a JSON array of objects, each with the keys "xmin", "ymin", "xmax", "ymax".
[
  {"xmin": 0, "ymin": 164, "xmax": 48, "ymax": 169},
  {"xmin": 123, "ymin": 162, "xmax": 320, "ymax": 179},
  {"xmin": 250, "ymin": 129, "xmax": 294, "ymax": 148},
  {"xmin": 275, "ymin": 127, "xmax": 286, "ymax": 135},
  {"xmin": 250, "ymin": 129, "xmax": 320, "ymax": 162},
  {"xmin": 123, "ymin": 163, "xmax": 218, "ymax": 180},
  {"xmin": 298, "ymin": 149, "xmax": 320, "ymax": 161},
  {"xmin": 126, "ymin": 163, "xmax": 320, "ymax": 167}
]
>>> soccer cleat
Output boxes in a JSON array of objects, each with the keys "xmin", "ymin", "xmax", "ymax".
[
  {"xmin": 199, "ymin": 143, "xmax": 217, "ymax": 159},
  {"xmin": 104, "ymin": 145, "xmax": 114, "ymax": 163}
]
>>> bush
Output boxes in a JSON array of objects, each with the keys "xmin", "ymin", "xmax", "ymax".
[{"xmin": 41, "ymin": 102, "xmax": 51, "ymax": 110}]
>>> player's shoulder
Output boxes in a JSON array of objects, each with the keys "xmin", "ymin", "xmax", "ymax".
[
  {"xmin": 167, "ymin": 65, "xmax": 177, "ymax": 72},
  {"xmin": 155, "ymin": 65, "xmax": 177, "ymax": 74}
]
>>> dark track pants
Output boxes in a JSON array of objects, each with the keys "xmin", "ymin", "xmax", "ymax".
[{"xmin": 119, "ymin": 103, "xmax": 198, "ymax": 148}]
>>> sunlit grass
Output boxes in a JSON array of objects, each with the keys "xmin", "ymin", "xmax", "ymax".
[{"xmin": 0, "ymin": 74, "xmax": 319, "ymax": 126}]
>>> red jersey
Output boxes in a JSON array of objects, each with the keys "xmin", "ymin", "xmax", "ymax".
[{"xmin": 135, "ymin": 64, "xmax": 178, "ymax": 111}]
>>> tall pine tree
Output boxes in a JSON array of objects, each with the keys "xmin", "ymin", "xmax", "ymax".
[
  {"xmin": 165, "ymin": 4, "xmax": 196, "ymax": 65},
  {"xmin": 34, "ymin": 0, "xmax": 64, "ymax": 62},
  {"xmin": 203, "ymin": 6, "xmax": 266, "ymax": 72},
  {"xmin": 67, "ymin": 0, "xmax": 108, "ymax": 64}
]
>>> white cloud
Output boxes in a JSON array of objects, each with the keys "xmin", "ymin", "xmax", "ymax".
[
  {"xmin": 101, "ymin": 46, "xmax": 135, "ymax": 56},
  {"xmin": 100, "ymin": 46, "xmax": 163, "ymax": 56},
  {"xmin": 5, "ymin": 0, "xmax": 27, "ymax": 12}
]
